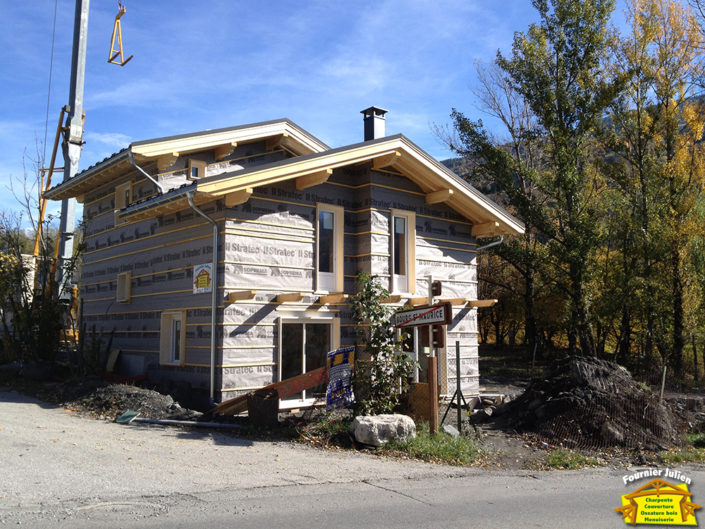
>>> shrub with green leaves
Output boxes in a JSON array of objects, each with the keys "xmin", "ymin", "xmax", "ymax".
[{"xmin": 349, "ymin": 273, "xmax": 414, "ymax": 415}]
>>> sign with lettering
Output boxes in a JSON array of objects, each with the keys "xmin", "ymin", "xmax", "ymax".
[
  {"xmin": 326, "ymin": 346, "xmax": 355, "ymax": 411},
  {"xmin": 392, "ymin": 302, "xmax": 453, "ymax": 328},
  {"xmin": 193, "ymin": 263, "xmax": 212, "ymax": 294}
]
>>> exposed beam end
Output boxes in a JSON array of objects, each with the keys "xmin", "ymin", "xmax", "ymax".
[
  {"xmin": 472, "ymin": 221, "xmax": 500, "ymax": 238},
  {"xmin": 318, "ymin": 293, "xmax": 349, "ymax": 305},
  {"xmin": 277, "ymin": 292, "xmax": 306, "ymax": 303},
  {"xmin": 227, "ymin": 290, "xmax": 256, "ymax": 302},
  {"xmin": 468, "ymin": 299, "xmax": 498, "ymax": 308}
]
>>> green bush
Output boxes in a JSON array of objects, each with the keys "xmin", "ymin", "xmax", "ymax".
[{"xmin": 349, "ymin": 274, "xmax": 414, "ymax": 415}]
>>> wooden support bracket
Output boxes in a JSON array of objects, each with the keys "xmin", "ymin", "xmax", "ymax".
[
  {"xmin": 318, "ymin": 293, "xmax": 348, "ymax": 305},
  {"xmin": 472, "ymin": 221, "xmax": 500, "ymax": 238},
  {"xmin": 296, "ymin": 169, "xmax": 332, "ymax": 190},
  {"xmin": 157, "ymin": 152, "xmax": 179, "ymax": 170},
  {"xmin": 380, "ymin": 294, "xmax": 403, "ymax": 304},
  {"xmin": 425, "ymin": 188, "xmax": 453, "ymax": 205},
  {"xmin": 227, "ymin": 290, "xmax": 256, "ymax": 302},
  {"xmin": 225, "ymin": 188, "xmax": 253, "ymax": 207},
  {"xmin": 372, "ymin": 151, "xmax": 401, "ymax": 170},
  {"xmin": 215, "ymin": 142, "xmax": 238, "ymax": 161},
  {"xmin": 277, "ymin": 292, "xmax": 306, "ymax": 303},
  {"xmin": 468, "ymin": 299, "xmax": 498, "ymax": 308},
  {"xmin": 266, "ymin": 133, "xmax": 289, "ymax": 150}
]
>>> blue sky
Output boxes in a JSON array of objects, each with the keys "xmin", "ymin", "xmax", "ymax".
[{"xmin": 0, "ymin": 0, "xmax": 627, "ymax": 225}]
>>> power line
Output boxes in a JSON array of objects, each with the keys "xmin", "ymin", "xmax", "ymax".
[{"xmin": 43, "ymin": 0, "xmax": 60, "ymax": 165}]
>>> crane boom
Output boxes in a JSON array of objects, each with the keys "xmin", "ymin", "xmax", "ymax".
[{"xmin": 56, "ymin": 0, "xmax": 90, "ymax": 296}]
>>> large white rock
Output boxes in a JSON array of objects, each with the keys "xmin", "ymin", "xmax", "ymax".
[{"xmin": 350, "ymin": 414, "xmax": 416, "ymax": 447}]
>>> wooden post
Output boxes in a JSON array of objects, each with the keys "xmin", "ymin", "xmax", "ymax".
[
  {"xmin": 456, "ymin": 341, "xmax": 462, "ymax": 434},
  {"xmin": 428, "ymin": 355, "xmax": 438, "ymax": 434}
]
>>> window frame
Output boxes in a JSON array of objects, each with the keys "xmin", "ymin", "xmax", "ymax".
[
  {"xmin": 389, "ymin": 208, "xmax": 416, "ymax": 294},
  {"xmin": 315, "ymin": 203, "xmax": 344, "ymax": 293},
  {"xmin": 277, "ymin": 315, "xmax": 340, "ymax": 405},
  {"xmin": 116, "ymin": 271, "xmax": 131, "ymax": 303},
  {"xmin": 114, "ymin": 181, "xmax": 133, "ymax": 225},
  {"xmin": 160, "ymin": 311, "xmax": 186, "ymax": 366}
]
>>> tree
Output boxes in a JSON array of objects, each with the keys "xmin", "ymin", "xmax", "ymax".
[
  {"xmin": 604, "ymin": 0, "xmax": 705, "ymax": 377},
  {"xmin": 452, "ymin": 0, "xmax": 619, "ymax": 356}
]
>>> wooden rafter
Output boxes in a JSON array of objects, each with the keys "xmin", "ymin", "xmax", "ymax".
[
  {"xmin": 425, "ymin": 188, "xmax": 453, "ymax": 205},
  {"xmin": 225, "ymin": 188, "xmax": 253, "ymax": 207},
  {"xmin": 295, "ymin": 169, "xmax": 332, "ymax": 190}
]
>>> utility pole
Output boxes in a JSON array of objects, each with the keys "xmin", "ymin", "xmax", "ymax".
[{"xmin": 57, "ymin": 0, "xmax": 90, "ymax": 296}]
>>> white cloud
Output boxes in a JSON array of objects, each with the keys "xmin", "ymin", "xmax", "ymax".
[{"xmin": 83, "ymin": 131, "xmax": 132, "ymax": 150}]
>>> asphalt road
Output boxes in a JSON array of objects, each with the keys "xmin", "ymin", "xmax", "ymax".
[{"xmin": 2, "ymin": 387, "xmax": 704, "ymax": 528}]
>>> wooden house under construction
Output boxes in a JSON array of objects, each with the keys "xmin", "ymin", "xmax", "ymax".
[{"xmin": 44, "ymin": 108, "xmax": 524, "ymax": 406}]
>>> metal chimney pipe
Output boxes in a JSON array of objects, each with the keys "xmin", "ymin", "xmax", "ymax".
[{"xmin": 361, "ymin": 106, "xmax": 389, "ymax": 141}]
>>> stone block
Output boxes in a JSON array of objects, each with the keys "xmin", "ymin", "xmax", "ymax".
[{"xmin": 350, "ymin": 414, "xmax": 416, "ymax": 447}]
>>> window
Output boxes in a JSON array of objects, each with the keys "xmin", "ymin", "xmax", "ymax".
[
  {"xmin": 187, "ymin": 159, "xmax": 207, "ymax": 180},
  {"xmin": 278, "ymin": 318, "xmax": 338, "ymax": 403},
  {"xmin": 160, "ymin": 311, "xmax": 185, "ymax": 365},
  {"xmin": 114, "ymin": 182, "xmax": 132, "ymax": 225},
  {"xmin": 316, "ymin": 203, "xmax": 343, "ymax": 292},
  {"xmin": 116, "ymin": 271, "xmax": 131, "ymax": 303},
  {"xmin": 390, "ymin": 209, "xmax": 416, "ymax": 294}
]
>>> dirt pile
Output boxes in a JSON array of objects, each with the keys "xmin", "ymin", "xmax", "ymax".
[
  {"xmin": 70, "ymin": 384, "xmax": 202, "ymax": 421},
  {"xmin": 494, "ymin": 356, "xmax": 686, "ymax": 450}
]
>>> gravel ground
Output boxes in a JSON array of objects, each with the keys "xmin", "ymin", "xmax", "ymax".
[{"xmin": 0, "ymin": 387, "xmax": 483, "ymax": 526}]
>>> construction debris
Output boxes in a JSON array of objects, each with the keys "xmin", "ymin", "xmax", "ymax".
[{"xmin": 491, "ymin": 356, "xmax": 687, "ymax": 450}]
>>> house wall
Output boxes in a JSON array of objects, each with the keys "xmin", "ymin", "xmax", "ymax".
[
  {"xmin": 219, "ymin": 165, "xmax": 480, "ymax": 400},
  {"xmin": 79, "ymin": 143, "xmax": 480, "ymax": 403},
  {"xmin": 79, "ymin": 142, "xmax": 289, "ymax": 394}
]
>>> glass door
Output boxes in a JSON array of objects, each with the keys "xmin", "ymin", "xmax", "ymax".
[{"xmin": 280, "ymin": 321, "xmax": 332, "ymax": 402}]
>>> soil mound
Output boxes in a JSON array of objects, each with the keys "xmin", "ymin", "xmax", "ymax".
[
  {"xmin": 495, "ymin": 356, "xmax": 686, "ymax": 450},
  {"xmin": 71, "ymin": 384, "xmax": 202, "ymax": 421}
]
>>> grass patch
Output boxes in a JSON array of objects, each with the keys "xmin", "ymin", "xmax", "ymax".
[
  {"xmin": 546, "ymin": 449, "xmax": 598, "ymax": 469},
  {"xmin": 686, "ymin": 432, "xmax": 705, "ymax": 448},
  {"xmin": 657, "ymin": 432, "xmax": 705, "ymax": 464},
  {"xmin": 659, "ymin": 449, "xmax": 705, "ymax": 464},
  {"xmin": 384, "ymin": 423, "xmax": 482, "ymax": 465}
]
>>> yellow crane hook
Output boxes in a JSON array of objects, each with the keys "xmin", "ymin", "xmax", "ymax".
[{"xmin": 108, "ymin": 1, "xmax": 133, "ymax": 66}]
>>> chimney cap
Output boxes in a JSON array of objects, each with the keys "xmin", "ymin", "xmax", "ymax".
[{"xmin": 360, "ymin": 106, "xmax": 389, "ymax": 118}]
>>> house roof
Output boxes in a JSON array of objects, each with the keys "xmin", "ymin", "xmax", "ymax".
[
  {"xmin": 46, "ymin": 118, "xmax": 524, "ymax": 236},
  {"xmin": 119, "ymin": 134, "xmax": 524, "ymax": 236},
  {"xmin": 43, "ymin": 119, "xmax": 329, "ymax": 201}
]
